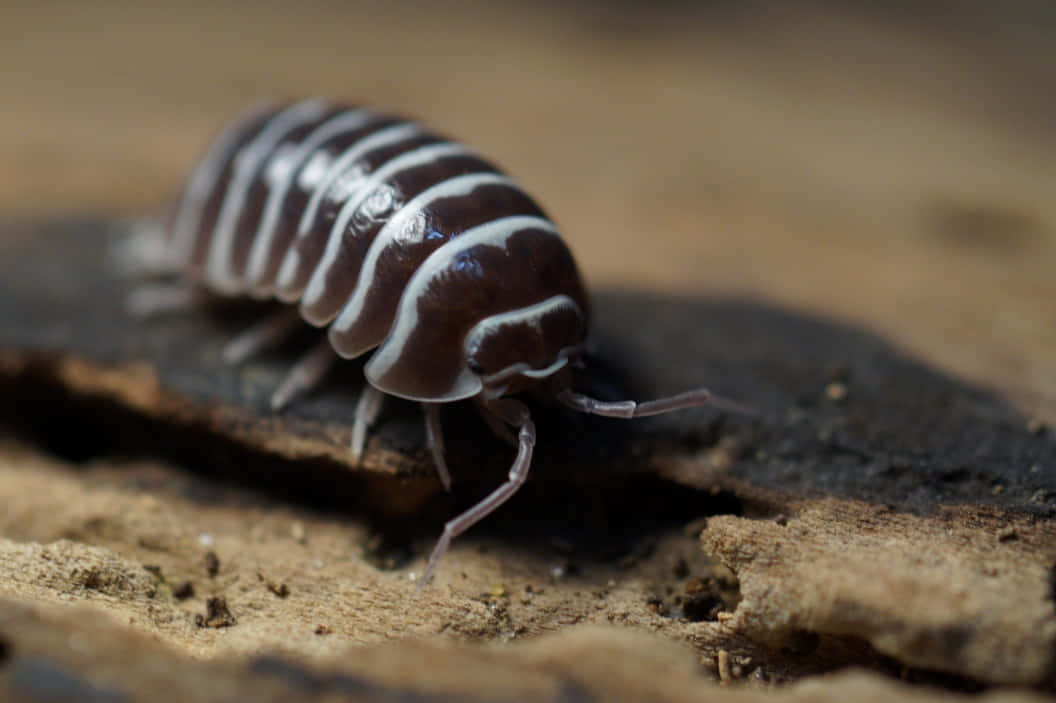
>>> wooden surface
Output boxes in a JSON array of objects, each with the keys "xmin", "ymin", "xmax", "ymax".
[{"xmin": 1, "ymin": 1, "xmax": 1055, "ymax": 699}]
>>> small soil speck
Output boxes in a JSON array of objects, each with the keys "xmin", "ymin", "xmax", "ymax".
[
  {"xmin": 204, "ymin": 551, "xmax": 220, "ymax": 578},
  {"xmin": 172, "ymin": 581, "xmax": 194, "ymax": 600},
  {"xmin": 259, "ymin": 574, "xmax": 290, "ymax": 599},
  {"xmin": 195, "ymin": 596, "xmax": 236, "ymax": 628},
  {"xmin": 824, "ymin": 382, "xmax": 848, "ymax": 402}
]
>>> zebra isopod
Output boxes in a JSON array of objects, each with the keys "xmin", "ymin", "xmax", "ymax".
[{"xmin": 136, "ymin": 98, "xmax": 750, "ymax": 587}]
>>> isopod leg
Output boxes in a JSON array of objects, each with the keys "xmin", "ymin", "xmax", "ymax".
[
  {"xmin": 422, "ymin": 403, "xmax": 452, "ymax": 492},
  {"xmin": 417, "ymin": 398, "xmax": 535, "ymax": 590},
  {"xmin": 269, "ymin": 339, "xmax": 335, "ymax": 411},
  {"xmin": 126, "ymin": 283, "xmax": 204, "ymax": 318},
  {"xmin": 350, "ymin": 385, "xmax": 385, "ymax": 465},
  {"xmin": 222, "ymin": 308, "xmax": 303, "ymax": 364}
]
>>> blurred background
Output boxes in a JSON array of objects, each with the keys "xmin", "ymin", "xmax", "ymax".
[{"xmin": 2, "ymin": 0, "xmax": 1054, "ymax": 411}]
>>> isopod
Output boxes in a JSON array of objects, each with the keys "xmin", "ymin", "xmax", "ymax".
[{"xmin": 135, "ymin": 98, "xmax": 749, "ymax": 586}]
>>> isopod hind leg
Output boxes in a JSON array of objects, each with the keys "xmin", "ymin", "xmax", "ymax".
[
  {"xmin": 221, "ymin": 308, "xmax": 303, "ymax": 365},
  {"xmin": 269, "ymin": 339, "xmax": 335, "ymax": 411},
  {"xmin": 349, "ymin": 385, "xmax": 385, "ymax": 465},
  {"xmin": 126, "ymin": 282, "xmax": 206, "ymax": 319},
  {"xmin": 417, "ymin": 398, "xmax": 535, "ymax": 590},
  {"xmin": 422, "ymin": 403, "xmax": 452, "ymax": 492}
]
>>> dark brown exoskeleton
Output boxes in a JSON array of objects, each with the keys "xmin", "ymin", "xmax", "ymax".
[{"xmin": 131, "ymin": 99, "xmax": 750, "ymax": 587}]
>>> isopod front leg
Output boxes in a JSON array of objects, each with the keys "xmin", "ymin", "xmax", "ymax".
[
  {"xmin": 422, "ymin": 403, "xmax": 452, "ymax": 492},
  {"xmin": 221, "ymin": 308, "xmax": 303, "ymax": 364},
  {"xmin": 350, "ymin": 385, "xmax": 385, "ymax": 465},
  {"xmin": 417, "ymin": 398, "xmax": 535, "ymax": 590},
  {"xmin": 269, "ymin": 339, "xmax": 335, "ymax": 411}
]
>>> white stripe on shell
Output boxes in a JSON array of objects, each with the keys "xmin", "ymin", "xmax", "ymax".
[
  {"xmin": 203, "ymin": 98, "xmax": 330, "ymax": 293},
  {"xmin": 466, "ymin": 294, "xmax": 584, "ymax": 386},
  {"xmin": 169, "ymin": 100, "xmax": 278, "ymax": 268},
  {"xmin": 324, "ymin": 172, "xmax": 515, "ymax": 334},
  {"xmin": 299, "ymin": 143, "xmax": 483, "ymax": 322},
  {"xmin": 244, "ymin": 108, "xmax": 376, "ymax": 295},
  {"xmin": 363, "ymin": 215, "xmax": 559, "ymax": 402},
  {"xmin": 477, "ymin": 338, "xmax": 585, "ymax": 400},
  {"xmin": 272, "ymin": 122, "xmax": 424, "ymax": 301}
]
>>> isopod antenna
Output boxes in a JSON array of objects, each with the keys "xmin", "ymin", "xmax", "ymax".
[{"xmin": 556, "ymin": 387, "xmax": 757, "ymax": 418}]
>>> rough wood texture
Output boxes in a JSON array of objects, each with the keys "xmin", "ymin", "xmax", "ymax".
[{"xmin": 704, "ymin": 503, "xmax": 1056, "ymax": 684}]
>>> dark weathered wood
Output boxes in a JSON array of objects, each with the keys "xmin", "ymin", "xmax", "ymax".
[{"xmin": 0, "ymin": 218, "xmax": 1052, "ymax": 519}]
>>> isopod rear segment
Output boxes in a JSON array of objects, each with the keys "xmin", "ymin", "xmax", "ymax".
[{"xmin": 144, "ymin": 98, "xmax": 751, "ymax": 588}]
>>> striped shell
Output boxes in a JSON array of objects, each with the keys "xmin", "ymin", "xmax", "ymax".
[{"xmin": 166, "ymin": 99, "xmax": 589, "ymax": 403}]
